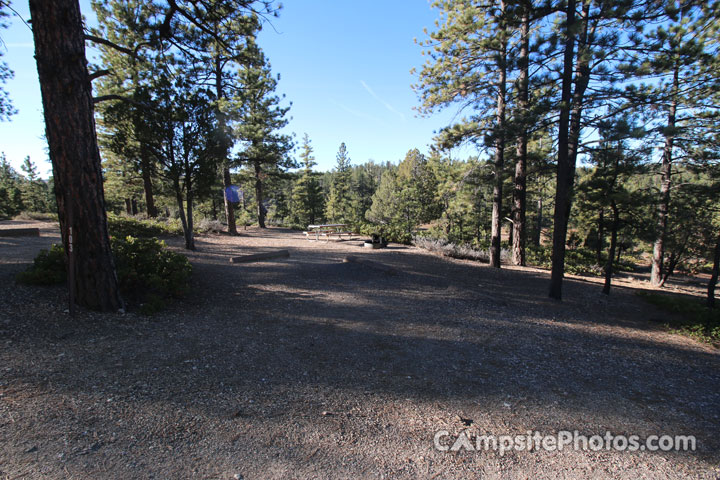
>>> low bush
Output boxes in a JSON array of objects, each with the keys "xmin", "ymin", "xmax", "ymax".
[
  {"xmin": 16, "ymin": 236, "xmax": 192, "ymax": 314},
  {"xmin": 195, "ymin": 218, "xmax": 225, "ymax": 233},
  {"xmin": 637, "ymin": 291, "xmax": 720, "ymax": 344},
  {"xmin": 15, "ymin": 243, "xmax": 66, "ymax": 285},
  {"xmin": 112, "ymin": 236, "xmax": 192, "ymax": 314},
  {"xmin": 107, "ymin": 213, "xmax": 183, "ymax": 238},
  {"xmin": 412, "ymin": 235, "xmax": 510, "ymax": 263}
]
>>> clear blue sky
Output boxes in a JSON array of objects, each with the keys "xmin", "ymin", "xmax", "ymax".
[{"xmin": 0, "ymin": 0, "xmax": 474, "ymax": 177}]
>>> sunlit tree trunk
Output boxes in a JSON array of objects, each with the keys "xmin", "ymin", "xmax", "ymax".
[{"xmin": 651, "ymin": 64, "xmax": 679, "ymax": 287}]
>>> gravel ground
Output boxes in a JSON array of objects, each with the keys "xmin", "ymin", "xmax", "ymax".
[{"xmin": 1, "ymin": 220, "xmax": 719, "ymax": 479}]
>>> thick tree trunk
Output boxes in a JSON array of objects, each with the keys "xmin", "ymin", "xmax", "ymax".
[
  {"xmin": 125, "ymin": 198, "xmax": 132, "ymax": 215},
  {"xmin": 29, "ymin": 0, "xmax": 122, "ymax": 311},
  {"xmin": 254, "ymin": 160, "xmax": 266, "ymax": 228},
  {"xmin": 140, "ymin": 150, "xmax": 157, "ymax": 217},
  {"xmin": 707, "ymin": 229, "xmax": 720, "ymax": 309},
  {"xmin": 490, "ymin": 0, "xmax": 507, "ymax": 269},
  {"xmin": 131, "ymin": 197, "xmax": 138, "ymax": 216},
  {"xmin": 549, "ymin": 0, "xmax": 578, "ymax": 300},
  {"xmin": 651, "ymin": 64, "xmax": 679, "ymax": 286},
  {"xmin": 602, "ymin": 200, "xmax": 619, "ymax": 295},
  {"xmin": 512, "ymin": 6, "xmax": 529, "ymax": 267},
  {"xmin": 223, "ymin": 164, "xmax": 238, "ymax": 234}
]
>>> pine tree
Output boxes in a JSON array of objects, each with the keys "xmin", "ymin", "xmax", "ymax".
[
  {"xmin": 20, "ymin": 156, "xmax": 49, "ymax": 212},
  {"xmin": 175, "ymin": 4, "xmax": 263, "ymax": 234},
  {"xmin": 618, "ymin": 3, "xmax": 719, "ymax": 286},
  {"xmin": 92, "ymin": 0, "xmax": 159, "ymax": 218},
  {"xmin": 415, "ymin": 0, "xmax": 513, "ymax": 267},
  {"xmin": 0, "ymin": 153, "xmax": 23, "ymax": 218},
  {"xmin": 235, "ymin": 56, "xmax": 294, "ymax": 229},
  {"xmin": 29, "ymin": 0, "xmax": 123, "ymax": 311},
  {"xmin": 0, "ymin": 3, "xmax": 15, "ymax": 121},
  {"xmin": 325, "ymin": 142, "xmax": 354, "ymax": 224},
  {"xmin": 291, "ymin": 134, "xmax": 323, "ymax": 226}
]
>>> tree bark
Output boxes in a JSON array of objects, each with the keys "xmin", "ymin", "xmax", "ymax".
[
  {"xmin": 535, "ymin": 197, "xmax": 542, "ymax": 247},
  {"xmin": 707, "ymin": 229, "xmax": 720, "ymax": 309},
  {"xmin": 223, "ymin": 164, "xmax": 238, "ymax": 234},
  {"xmin": 512, "ymin": 5, "xmax": 529, "ymax": 267},
  {"xmin": 125, "ymin": 198, "xmax": 132, "ymax": 215},
  {"xmin": 651, "ymin": 63, "xmax": 679, "ymax": 286},
  {"xmin": 549, "ymin": 0, "xmax": 578, "ymax": 300},
  {"xmin": 602, "ymin": 200, "xmax": 619, "ymax": 295},
  {"xmin": 174, "ymin": 178, "xmax": 194, "ymax": 250},
  {"xmin": 140, "ymin": 149, "xmax": 157, "ymax": 217},
  {"xmin": 29, "ymin": 0, "xmax": 122, "ymax": 311},
  {"xmin": 254, "ymin": 160, "xmax": 266, "ymax": 228},
  {"xmin": 131, "ymin": 197, "xmax": 138, "ymax": 215},
  {"xmin": 596, "ymin": 207, "xmax": 604, "ymax": 265},
  {"xmin": 490, "ymin": 0, "xmax": 507, "ymax": 269}
]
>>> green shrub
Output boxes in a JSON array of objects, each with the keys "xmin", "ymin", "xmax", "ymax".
[
  {"xmin": 107, "ymin": 213, "xmax": 183, "ymax": 238},
  {"xmin": 15, "ymin": 244, "xmax": 66, "ymax": 285},
  {"xmin": 112, "ymin": 236, "xmax": 192, "ymax": 314},
  {"xmin": 16, "ymin": 237, "xmax": 192, "ymax": 314}
]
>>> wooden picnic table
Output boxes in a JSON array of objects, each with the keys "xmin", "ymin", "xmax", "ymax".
[{"xmin": 304, "ymin": 224, "xmax": 353, "ymax": 242}]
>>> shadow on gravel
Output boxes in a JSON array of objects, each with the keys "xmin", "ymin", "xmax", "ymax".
[{"xmin": 2, "ymin": 228, "xmax": 719, "ymax": 474}]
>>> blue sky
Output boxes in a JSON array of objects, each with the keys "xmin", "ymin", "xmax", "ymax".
[{"xmin": 0, "ymin": 0, "xmax": 474, "ymax": 177}]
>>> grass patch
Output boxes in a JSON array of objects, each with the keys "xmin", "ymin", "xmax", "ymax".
[{"xmin": 637, "ymin": 291, "xmax": 720, "ymax": 345}]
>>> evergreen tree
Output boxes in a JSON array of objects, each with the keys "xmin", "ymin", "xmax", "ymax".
[
  {"xmin": 0, "ymin": 3, "xmax": 15, "ymax": 121},
  {"xmin": 0, "ymin": 153, "xmax": 23, "ymax": 218},
  {"xmin": 325, "ymin": 142, "xmax": 354, "ymax": 224},
  {"xmin": 619, "ymin": 2, "xmax": 719, "ymax": 286},
  {"xmin": 235, "ymin": 56, "xmax": 294, "ymax": 228},
  {"xmin": 29, "ymin": 0, "xmax": 123, "ymax": 311},
  {"xmin": 290, "ymin": 134, "xmax": 324, "ymax": 226},
  {"xmin": 20, "ymin": 156, "xmax": 49, "ymax": 212},
  {"xmin": 415, "ymin": 0, "xmax": 512, "ymax": 267}
]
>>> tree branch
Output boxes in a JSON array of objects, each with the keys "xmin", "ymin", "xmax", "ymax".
[{"xmin": 84, "ymin": 34, "xmax": 137, "ymax": 58}]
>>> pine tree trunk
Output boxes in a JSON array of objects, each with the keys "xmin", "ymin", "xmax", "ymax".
[
  {"xmin": 125, "ymin": 198, "xmax": 132, "ymax": 215},
  {"xmin": 549, "ymin": 0, "xmax": 578, "ymax": 300},
  {"xmin": 535, "ymin": 197, "xmax": 542, "ymax": 247},
  {"xmin": 254, "ymin": 160, "xmax": 266, "ymax": 228},
  {"xmin": 140, "ymin": 150, "xmax": 157, "ymax": 217},
  {"xmin": 29, "ymin": 0, "xmax": 122, "ymax": 311},
  {"xmin": 512, "ymin": 5, "xmax": 529, "ymax": 267},
  {"xmin": 596, "ymin": 208, "xmax": 604, "ymax": 265},
  {"xmin": 174, "ymin": 179, "xmax": 194, "ymax": 250},
  {"xmin": 223, "ymin": 164, "xmax": 238, "ymax": 234},
  {"xmin": 185, "ymin": 188, "xmax": 195, "ymax": 250},
  {"xmin": 131, "ymin": 197, "xmax": 138, "ymax": 216},
  {"xmin": 651, "ymin": 64, "xmax": 679, "ymax": 287},
  {"xmin": 490, "ymin": 0, "xmax": 507, "ymax": 269},
  {"xmin": 707, "ymin": 229, "xmax": 720, "ymax": 309},
  {"xmin": 550, "ymin": 0, "xmax": 591, "ymax": 300},
  {"xmin": 602, "ymin": 200, "xmax": 619, "ymax": 295}
]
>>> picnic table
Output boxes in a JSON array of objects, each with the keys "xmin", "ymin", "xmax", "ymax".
[{"xmin": 303, "ymin": 224, "xmax": 353, "ymax": 242}]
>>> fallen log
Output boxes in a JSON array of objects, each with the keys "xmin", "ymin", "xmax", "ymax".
[
  {"xmin": 229, "ymin": 250, "xmax": 290, "ymax": 264},
  {"xmin": 343, "ymin": 255, "xmax": 397, "ymax": 275},
  {"xmin": 0, "ymin": 228, "xmax": 41, "ymax": 237}
]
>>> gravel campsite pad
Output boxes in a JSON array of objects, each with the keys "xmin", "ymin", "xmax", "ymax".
[{"xmin": 1, "ymin": 221, "xmax": 719, "ymax": 479}]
